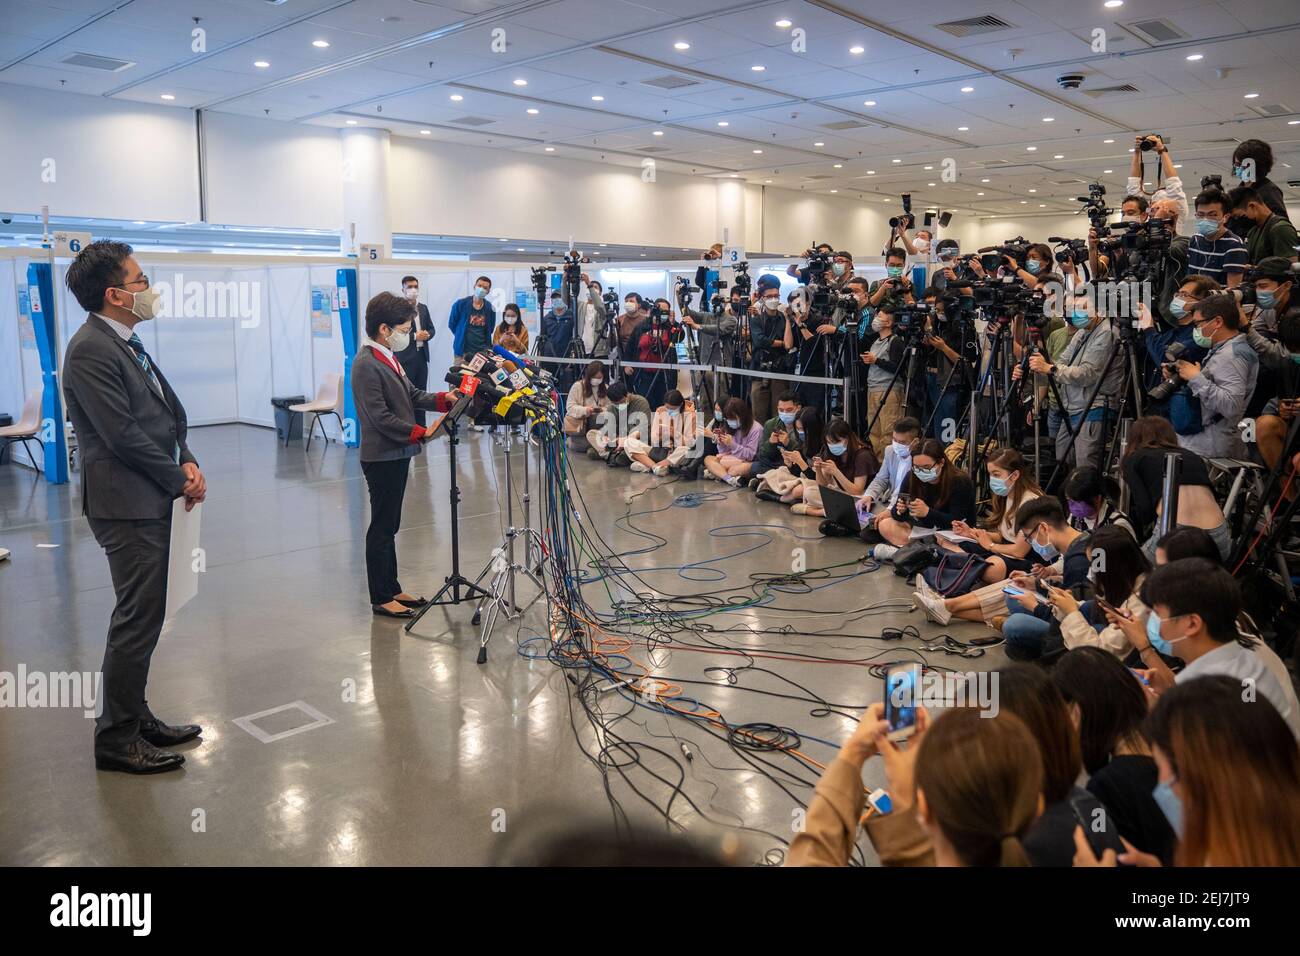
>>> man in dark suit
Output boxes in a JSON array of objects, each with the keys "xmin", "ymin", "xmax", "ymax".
[
  {"xmin": 393, "ymin": 275, "xmax": 435, "ymax": 425},
  {"xmin": 63, "ymin": 241, "xmax": 206, "ymax": 775}
]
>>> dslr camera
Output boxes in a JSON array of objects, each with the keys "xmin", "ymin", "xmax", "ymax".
[
  {"xmin": 1149, "ymin": 341, "xmax": 1190, "ymax": 404},
  {"xmin": 889, "ymin": 193, "xmax": 914, "ymax": 230}
]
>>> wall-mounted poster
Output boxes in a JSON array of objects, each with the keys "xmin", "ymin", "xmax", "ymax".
[
  {"xmin": 311, "ymin": 285, "xmax": 334, "ymax": 338},
  {"xmin": 17, "ymin": 286, "xmax": 35, "ymax": 350}
]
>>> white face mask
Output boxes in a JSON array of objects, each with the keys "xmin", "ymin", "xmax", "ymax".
[
  {"xmin": 763, "ymin": 297, "xmax": 780, "ymax": 311},
  {"xmin": 116, "ymin": 286, "xmax": 162, "ymax": 321},
  {"xmin": 387, "ymin": 328, "xmax": 411, "ymax": 352},
  {"xmin": 624, "ymin": 301, "xmax": 636, "ymax": 313},
  {"xmin": 913, "ymin": 238, "xmax": 930, "ymax": 253},
  {"xmin": 404, "ymin": 287, "xmax": 419, "ymax": 301}
]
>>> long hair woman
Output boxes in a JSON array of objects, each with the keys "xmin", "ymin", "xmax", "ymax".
[
  {"xmin": 871, "ymin": 438, "xmax": 976, "ymax": 547},
  {"xmin": 789, "ymin": 417, "xmax": 877, "ymax": 516},
  {"xmin": 493, "ymin": 301, "xmax": 529, "ymax": 352},
  {"xmin": 1121, "ymin": 416, "xmax": 1229, "ymax": 560}
]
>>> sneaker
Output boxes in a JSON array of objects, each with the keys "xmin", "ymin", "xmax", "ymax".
[
  {"xmin": 630, "ymin": 461, "xmax": 649, "ymax": 473},
  {"xmin": 791, "ymin": 503, "xmax": 811, "ymax": 515},
  {"xmin": 652, "ymin": 464, "xmax": 670, "ymax": 477},
  {"xmin": 873, "ymin": 543, "xmax": 900, "ymax": 562},
  {"xmin": 914, "ymin": 573, "xmax": 937, "ymax": 601},
  {"xmin": 911, "ymin": 588, "xmax": 952, "ymax": 625},
  {"xmin": 723, "ymin": 474, "xmax": 740, "ymax": 487},
  {"xmin": 746, "ymin": 477, "xmax": 761, "ymax": 490},
  {"xmin": 989, "ymin": 614, "xmax": 1008, "ymax": 633},
  {"xmin": 702, "ymin": 469, "xmax": 717, "ymax": 481}
]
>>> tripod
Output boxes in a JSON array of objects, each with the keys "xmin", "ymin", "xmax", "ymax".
[
  {"xmin": 464, "ymin": 426, "xmax": 548, "ymax": 663},
  {"xmin": 405, "ymin": 417, "xmax": 492, "ymax": 635}
]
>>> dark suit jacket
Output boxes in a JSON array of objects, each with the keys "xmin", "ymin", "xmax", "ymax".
[
  {"xmin": 63, "ymin": 314, "xmax": 195, "ymax": 520},
  {"xmin": 393, "ymin": 302, "xmax": 434, "ymax": 376},
  {"xmin": 350, "ymin": 346, "xmax": 440, "ymax": 462}
]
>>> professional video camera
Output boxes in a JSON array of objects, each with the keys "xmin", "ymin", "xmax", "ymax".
[
  {"xmin": 969, "ymin": 276, "xmax": 1050, "ymax": 328},
  {"xmin": 976, "ymin": 237, "xmax": 1031, "ymax": 272},
  {"xmin": 1201, "ymin": 174, "xmax": 1223, "ymax": 191},
  {"xmin": 1076, "ymin": 182, "xmax": 1113, "ymax": 235},
  {"xmin": 1148, "ymin": 341, "xmax": 1190, "ymax": 404},
  {"xmin": 602, "ymin": 286, "xmax": 620, "ymax": 313},
  {"xmin": 530, "ymin": 265, "xmax": 556, "ymax": 302},
  {"xmin": 561, "ymin": 249, "xmax": 589, "ymax": 288},
  {"xmin": 1049, "ymin": 236, "xmax": 1089, "ymax": 266},
  {"xmin": 1232, "ymin": 262, "xmax": 1300, "ymax": 308},
  {"xmin": 888, "ymin": 193, "xmax": 915, "ymax": 230},
  {"xmin": 1100, "ymin": 217, "xmax": 1175, "ymax": 282}
]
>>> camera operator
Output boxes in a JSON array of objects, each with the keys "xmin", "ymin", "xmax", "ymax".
[
  {"xmin": 630, "ymin": 297, "xmax": 677, "ymax": 409},
  {"xmin": 679, "ymin": 284, "xmax": 742, "ymax": 407},
  {"xmin": 1088, "ymin": 194, "xmax": 1148, "ymax": 279},
  {"xmin": 747, "ymin": 275, "xmax": 795, "ymax": 422},
  {"xmin": 1252, "ymin": 314, "xmax": 1300, "ymax": 475},
  {"xmin": 617, "ymin": 292, "xmax": 649, "ymax": 358},
  {"xmin": 1238, "ymin": 258, "xmax": 1300, "ymax": 419},
  {"xmin": 1227, "ymin": 185, "xmax": 1300, "ymax": 266},
  {"xmin": 576, "ymin": 273, "xmax": 608, "ymax": 357},
  {"xmin": 1186, "ymin": 187, "xmax": 1248, "ymax": 289},
  {"xmin": 1243, "ymin": 257, "xmax": 1300, "ymax": 340},
  {"xmin": 1168, "ymin": 293, "xmax": 1259, "ymax": 459},
  {"xmin": 1127, "ymin": 134, "xmax": 1188, "ymax": 235},
  {"xmin": 829, "ymin": 250, "xmax": 855, "ymax": 288},
  {"xmin": 539, "ymin": 291, "xmax": 574, "ymax": 358},
  {"xmin": 787, "ymin": 242, "xmax": 834, "ymax": 284},
  {"xmin": 1015, "ymin": 291, "xmax": 1122, "ymax": 470},
  {"xmin": 1228, "ymin": 139, "xmax": 1292, "ymax": 238},
  {"xmin": 867, "ymin": 246, "xmax": 917, "ymax": 313},
  {"xmin": 859, "ymin": 301, "xmax": 907, "ymax": 457},
  {"xmin": 1054, "ymin": 242, "xmax": 1092, "ymax": 291},
  {"xmin": 1009, "ymin": 243, "xmax": 1055, "ymax": 289},
  {"xmin": 1137, "ymin": 275, "xmax": 1218, "ymax": 415},
  {"xmin": 919, "ymin": 286, "xmax": 977, "ymax": 439}
]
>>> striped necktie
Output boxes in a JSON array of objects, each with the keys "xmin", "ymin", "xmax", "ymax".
[{"xmin": 126, "ymin": 333, "xmax": 153, "ymax": 377}]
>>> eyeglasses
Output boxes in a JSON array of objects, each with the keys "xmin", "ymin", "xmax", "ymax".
[{"xmin": 119, "ymin": 274, "xmax": 149, "ymax": 288}]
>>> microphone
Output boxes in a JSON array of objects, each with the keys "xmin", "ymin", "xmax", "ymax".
[{"xmin": 492, "ymin": 343, "xmax": 529, "ymax": 367}]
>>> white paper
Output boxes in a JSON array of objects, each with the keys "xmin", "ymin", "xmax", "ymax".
[
  {"xmin": 908, "ymin": 526, "xmax": 938, "ymax": 539},
  {"xmin": 164, "ymin": 498, "xmax": 202, "ymax": 627},
  {"xmin": 934, "ymin": 529, "xmax": 973, "ymax": 543}
]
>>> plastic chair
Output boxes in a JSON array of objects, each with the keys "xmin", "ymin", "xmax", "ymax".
[
  {"xmin": 0, "ymin": 391, "xmax": 43, "ymax": 472},
  {"xmin": 289, "ymin": 373, "xmax": 343, "ymax": 450}
]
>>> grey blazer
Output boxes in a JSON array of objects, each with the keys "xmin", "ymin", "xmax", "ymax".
[
  {"xmin": 351, "ymin": 346, "xmax": 440, "ymax": 462},
  {"xmin": 63, "ymin": 314, "xmax": 196, "ymax": 520}
]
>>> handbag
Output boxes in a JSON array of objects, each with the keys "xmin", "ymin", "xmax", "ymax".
[
  {"xmin": 921, "ymin": 552, "xmax": 991, "ymax": 597},
  {"xmin": 892, "ymin": 541, "xmax": 940, "ymax": 578}
]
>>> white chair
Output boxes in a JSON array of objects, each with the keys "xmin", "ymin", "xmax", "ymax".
[
  {"xmin": 0, "ymin": 391, "xmax": 43, "ymax": 472},
  {"xmin": 289, "ymin": 373, "xmax": 343, "ymax": 451}
]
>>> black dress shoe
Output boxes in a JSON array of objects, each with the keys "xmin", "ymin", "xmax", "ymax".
[
  {"xmin": 396, "ymin": 596, "xmax": 428, "ymax": 608},
  {"xmin": 373, "ymin": 604, "xmax": 415, "ymax": 618},
  {"xmin": 95, "ymin": 738, "xmax": 185, "ymax": 774},
  {"xmin": 140, "ymin": 718, "xmax": 202, "ymax": 747},
  {"xmin": 819, "ymin": 519, "xmax": 854, "ymax": 538}
]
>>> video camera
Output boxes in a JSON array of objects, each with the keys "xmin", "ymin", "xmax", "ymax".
[
  {"xmin": 1234, "ymin": 261, "xmax": 1300, "ymax": 308},
  {"xmin": 1100, "ymin": 217, "xmax": 1175, "ymax": 282},
  {"xmin": 977, "ymin": 237, "xmax": 1031, "ymax": 272},
  {"xmin": 888, "ymin": 193, "xmax": 914, "ymax": 230},
  {"xmin": 1076, "ymin": 182, "xmax": 1113, "ymax": 235},
  {"xmin": 969, "ymin": 276, "xmax": 1050, "ymax": 327},
  {"xmin": 1049, "ymin": 236, "xmax": 1088, "ymax": 266}
]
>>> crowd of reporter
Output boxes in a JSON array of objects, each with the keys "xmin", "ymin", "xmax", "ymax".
[{"xmin": 545, "ymin": 133, "xmax": 1298, "ymax": 868}]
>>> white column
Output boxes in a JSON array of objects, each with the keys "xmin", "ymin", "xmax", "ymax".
[
  {"xmin": 715, "ymin": 179, "xmax": 747, "ymax": 256},
  {"xmin": 339, "ymin": 127, "xmax": 392, "ymax": 256}
]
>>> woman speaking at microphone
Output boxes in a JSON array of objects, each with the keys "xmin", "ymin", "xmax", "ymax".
[{"xmin": 352, "ymin": 292, "xmax": 442, "ymax": 618}]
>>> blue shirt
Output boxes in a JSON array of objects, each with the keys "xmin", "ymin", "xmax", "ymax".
[{"xmin": 1187, "ymin": 229, "xmax": 1248, "ymax": 285}]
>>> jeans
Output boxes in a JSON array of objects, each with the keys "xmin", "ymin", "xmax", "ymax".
[{"xmin": 1002, "ymin": 610, "xmax": 1054, "ymax": 660}]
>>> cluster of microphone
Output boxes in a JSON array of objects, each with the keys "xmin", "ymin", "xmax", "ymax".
[{"xmin": 443, "ymin": 345, "xmax": 558, "ymax": 424}]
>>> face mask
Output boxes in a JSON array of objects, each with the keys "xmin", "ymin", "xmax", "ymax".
[
  {"xmin": 591, "ymin": 378, "xmax": 603, "ymax": 386},
  {"xmin": 404, "ymin": 287, "xmax": 419, "ymax": 300},
  {"xmin": 1257, "ymin": 289, "xmax": 1277, "ymax": 309},
  {"xmin": 1026, "ymin": 259, "xmax": 1042, "ymax": 275},
  {"xmin": 795, "ymin": 427, "xmax": 805, "ymax": 439},
  {"xmin": 891, "ymin": 440, "xmax": 911, "ymax": 458},
  {"xmin": 913, "ymin": 466, "xmax": 938, "ymax": 483},
  {"xmin": 624, "ymin": 301, "xmax": 636, "ymax": 313},
  {"xmin": 1192, "ymin": 323, "xmax": 1214, "ymax": 348},
  {"xmin": 913, "ymin": 238, "xmax": 930, "ymax": 253},
  {"xmin": 1030, "ymin": 532, "xmax": 1059, "ymax": 561},
  {"xmin": 1194, "ymin": 218, "xmax": 1220, "ymax": 237},
  {"xmin": 871, "ymin": 317, "xmax": 884, "ymax": 333},
  {"xmin": 1122, "ymin": 214, "xmax": 1139, "ymax": 223},
  {"xmin": 473, "ymin": 287, "xmax": 488, "ymax": 301},
  {"xmin": 1070, "ymin": 309, "xmax": 1090, "ymax": 328},
  {"xmin": 1146, "ymin": 612, "xmax": 1188, "ymax": 657},
  {"xmin": 1151, "ymin": 780, "xmax": 1184, "ymax": 838},
  {"xmin": 725, "ymin": 418, "xmax": 740, "ymax": 430},
  {"xmin": 778, "ymin": 410, "xmax": 796, "ymax": 425},
  {"xmin": 887, "ymin": 265, "xmax": 903, "ymax": 278},
  {"xmin": 763, "ymin": 297, "xmax": 780, "ymax": 311},
  {"xmin": 1169, "ymin": 297, "xmax": 1188, "ymax": 320},
  {"xmin": 827, "ymin": 442, "xmax": 847, "ymax": 457},
  {"xmin": 116, "ymin": 286, "xmax": 162, "ymax": 321},
  {"xmin": 1067, "ymin": 500, "xmax": 1097, "ymax": 522},
  {"xmin": 989, "ymin": 474, "xmax": 1013, "ymax": 497},
  {"xmin": 714, "ymin": 408, "xmax": 723, "ymax": 420},
  {"xmin": 666, "ymin": 407, "xmax": 681, "ymax": 418},
  {"xmin": 1233, "ymin": 165, "xmax": 1251, "ymax": 182},
  {"xmin": 614, "ymin": 402, "xmax": 627, "ymax": 411},
  {"xmin": 387, "ymin": 328, "xmax": 410, "ymax": 352},
  {"xmin": 832, "ymin": 263, "xmax": 847, "ymax": 277}
]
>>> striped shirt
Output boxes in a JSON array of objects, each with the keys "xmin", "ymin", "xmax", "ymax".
[{"xmin": 1187, "ymin": 229, "xmax": 1248, "ymax": 283}]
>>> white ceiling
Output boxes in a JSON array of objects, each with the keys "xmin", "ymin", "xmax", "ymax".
[{"xmin": 4, "ymin": 0, "xmax": 1300, "ymax": 219}]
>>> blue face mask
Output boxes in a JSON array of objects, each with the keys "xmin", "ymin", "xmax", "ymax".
[
  {"xmin": 778, "ymin": 410, "xmax": 797, "ymax": 425},
  {"xmin": 1192, "ymin": 323, "xmax": 1214, "ymax": 348},
  {"xmin": 1026, "ymin": 259, "xmax": 1042, "ymax": 274},
  {"xmin": 726, "ymin": 418, "xmax": 740, "ymax": 430},
  {"xmin": 666, "ymin": 407, "xmax": 681, "ymax": 418},
  {"xmin": 989, "ymin": 475, "xmax": 1012, "ymax": 497},
  {"xmin": 887, "ymin": 265, "xmax": 904, "ymax": 277},
  {"xmin": 1257, "ymin": 289, "xmax": 1277, "ymax": 309},
  {"xmin": 1070, "ymin": 309, "xmax": 1090, "ymax": 328},
  {"xmin": 1233, "ymin": 165, "xmax": 1251, "ymax": 182},
  {"xmin": 1152, "ymin": 780, "xmax": 1184, "ymax": 838},
  {"xmin": 1194, "ymin": 217, "xmax": 1220, "ymax": 237},
  {"xmin": 913, "ymin": 466, "xmax": 938, "ymax": 483},
  {"xmin": 827, "ymin": 442, "xmax": 847, "ymax": 457},
  {"xmin": 1031, "ymin": 536, "xmax": 1059, "ymax": 561},
  {"xmin": 1169, "ymin": 296, "xmax": 1187, "ymax": 320}
]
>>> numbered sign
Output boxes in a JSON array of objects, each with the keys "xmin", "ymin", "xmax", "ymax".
[
  {"xmin": 359, "ymin": 243, "xmax": 385, "ymax": 262},
  {"xmin": 52, "ymin": 231, "xmax": 93, "ymax": 257},
  {"xmin": 722, "ymin": 245, "xmax": 745, "ymax": 266}
]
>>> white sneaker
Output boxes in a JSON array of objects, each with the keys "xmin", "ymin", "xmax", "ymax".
[
  {"xmin": 630, "ymin": 461, "xmax": 649, "ymax": 473},
  {"xmin": 0, "ymin": 547, "xmax": 9, "ymax": 562},
  {"xmin": 915, "ymin": 573, "xmax": 937, "ymax": 601},
  {"xmin": 912, "ymin": 588, "xmax": 952, "ymax": 625},
  {"xmin": 652, "ymin": 464, "xmax": 669, "ymax": 477},
  {"xmin": 873, "ymin": 544, "xmax": 899, "ymax": 562},
  {"xmin": 723, "ymin": 474, "xmax": 740, "ymax": 487}
]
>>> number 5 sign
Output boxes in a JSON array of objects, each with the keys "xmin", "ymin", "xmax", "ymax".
[{"xmin": 359, "ymin": 243, "xmax": 385, "ymax": 262}]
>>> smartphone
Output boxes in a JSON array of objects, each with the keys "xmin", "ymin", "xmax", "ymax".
[
  {"xmin": 1002, "ymin": 586, "xmax": 1024, "ymax": 597},
  {"xmin": 896, "ymin": 493, "xmax": 912, "ymax": 506},
  {"xmin": 1069, "ymin": 792, "xmax": 1128, "ymax": 861},
  {"xmin": 883, "ymin": 663, "xmax": 922, "ymax": 742},
  {"xmin": 1127, "ymin": 667, "xmax": 1151, "ymax": 687}
]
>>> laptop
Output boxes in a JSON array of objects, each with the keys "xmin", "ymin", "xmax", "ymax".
[{"xmin": 820, "ymin": 485, "xmax": 867, "ymax": 533}]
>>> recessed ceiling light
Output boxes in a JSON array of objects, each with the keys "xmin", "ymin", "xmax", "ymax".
[
  {"xmin": 717, "ymin": 121, "xmax": 729, "ymax": 126},
  {"xmin": 1104, "ymin": 0, "xmax": 1123, "ymax": 7},
  {"xmin": 312, "ymin": 39, "xmax": 330, "ymax": 48},
  {"xmin": 753, "ymin": 149, "xmax": 763, "ymax": 154},
  {"xmin": 960, "ymin": 86, "xmax": 974, "ymax": 93},
  {"xmin": 751, "ymin": 65, "xmax": 765, "ymax": 72},
  {"xmin": 1104, "ymin": 169, "xmax": 1113, "ymax": 173},
  {"xmin": 863, "ymin": 100, "xmax": 876, "ymax": 106},
  {"xmin": 866, "ymin": 170, "xmax": 875, "ymax": 174},
  {"xmin": 892, "ymin": 158, "xmax": 901, "ymax": 163},
  {"xmin": 849, "ymin": 46, "xmax": 864, "ymax": 54},
  {"xmin": 345, "ymin": 119, "xmax": 357, "ymax": 125},
  {"xmin": 814, "ymin": 141, "xmax": 824, "ymax": 146},
  {"xmin": 1039, "ymin": 204, "xmax": 1046, "ymax": 208},
  {"xmin": 253, "ymin": 60, "xmax": 270, "ymax": 69},
  {"xmin": 1186, "ymin": 53, "xmax": 1203, "ymax": 61},
  {"xmin": 765, "ymin": 179, "xmax": 772, "ymax": 183},
  {"xmin": 517, "ymin": 248, "xmax": 526, "ymax": 252},
  {"xmin": 1029, "ymin": 188, "xmax": 1037, "ymax": 193},
  {"xmin": 449, "ymin": 94, "xmax": 463, "ymax": 101},
  {"xmin": 1173, "ymin": 163, "xmax": 1182, "ymax": 169},
  {"xmin": 133, "ymin": 220, "xmax": 146, "ymax": 225},
  {"xmin": 927, "ymin": 182, "xmax": 936, "ymax": 187},
  {"xmin": 498, "ymin": 238, "xmax": 508, "ymax": 242},
  {"xmin": 1290, "ymin": 120, "xmax": 1300, "ymax": 126},
  {"xmin": 977, "ymin": 192, "xmax": 984, "ymax": 196},
  {"xmin": 544, "ymin": 146, "xmax": 555, "ymax": 151},
  {"xmin": 160, "ymin": 93, "xmax": 175, "ymax": 100},
  {"xmin": 1026, "ymin": 146, "xmax": 1037, "ymax": 151},
  {"xmin": 1104, "ymin": 138, "xmax": 1115, "ymax": 143},
  {"xmin": 1244, "ymin": 92, "xmax": 1259, "ymax": 99},
  {"xmin": 830, "ymin": 189, "xmax": 838, "ymax": 193},
  {"xmin": 591, "ymin": 95, "xmax": 604, "ymax": 101},
  {"xmin": 419, "ymin": 129, "xmax": 430, "ymax": 135},
  {"xmin": 981, "ymin": 178, "xmax": 990, "ymax": 183},
  {"xmin": 957, "ymin": 126, "xmax": 969, "ymax": 131},
  {"xmin": 599, "ymin": 243, "xmax": 607, "ymax": 247},
  {"xmin": 1042, "ymin": 117, "xmax": 1054, "ymax": 122},
  {"xmin": 674, "ymin": 41, "xmax": 690, "ymax": 51},
  {"xmin": 924, "ymin": 165, "xmax": 933, "ymax": 170},
  {"xmin": 513, "ymin": 78, "xmax": 527, "ymax": 86},
  {"xmin": 1054, "ymin": 154, "xmax": 1065, "ymax": 159},
  {"xmin": 653, "ymin": 129, "xmax": 665, "ymax": 136},
  {"xmin": 775, "ymin": 19, "xmax": 792, "ymax": 28},
  {"xmin": 729, "ymin": 174, "xmax": 738, "ymax": 178},
  {"xmin": 1021, "ymin": 200, "xmax": 1028, "ymax": 204},
  {"xmin": 526, "ymin": 108, "xmax": 539, "ymax": 114},
  {"xmin": 833, "ymin": 163, "xmax": 842, "ymax": 168}
]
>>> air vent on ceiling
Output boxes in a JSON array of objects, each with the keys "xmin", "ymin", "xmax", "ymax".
[
  {"xmin": 822, "ymin": 119, "xmax": 870, "ymax": 130},
  {"xmin": 934, "ymin": 15, "xmax": 1015, "ymax": 38},
  {"xmin": 1082, "ymin": 83, "xmax": 1140, "ymax": 98},
  {"xmin": 641, "ymin": 74, "xmax": 699, "ymax": 90},
  {"xmin": 1051, "ymin": 178, "xmax": 1087, "ymax": 186},
  {"xmin": 1121, "ymin": 18, "xmax": 1188, "ymax": 45},
  {"xmin": 641, "ymin": 146, "xmax": 671, "ymax": 153},
  {"xmin": 60, "ymin": 52, "xmax": 135, "ymax": 72},
  {"xmin": 803, "ymin": 175, "xmax": 832, "ymax": 180},
  {"xmin": 450, "ymin": 116, "xmax": 495, "ymax": 127},
  {"xmin": 1248, "ymin": 102, "xmax": 1291, "ymax": 117}
]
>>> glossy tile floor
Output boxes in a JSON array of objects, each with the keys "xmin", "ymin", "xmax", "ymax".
[{"xmin": 0, "ymin": 424, "xmax": 1006, "ymax": 866}]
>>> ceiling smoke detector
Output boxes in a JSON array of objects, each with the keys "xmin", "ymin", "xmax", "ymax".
[{"xmin": 1057, "ymin": 73, "xmax": 1085, "ymax": 90}]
